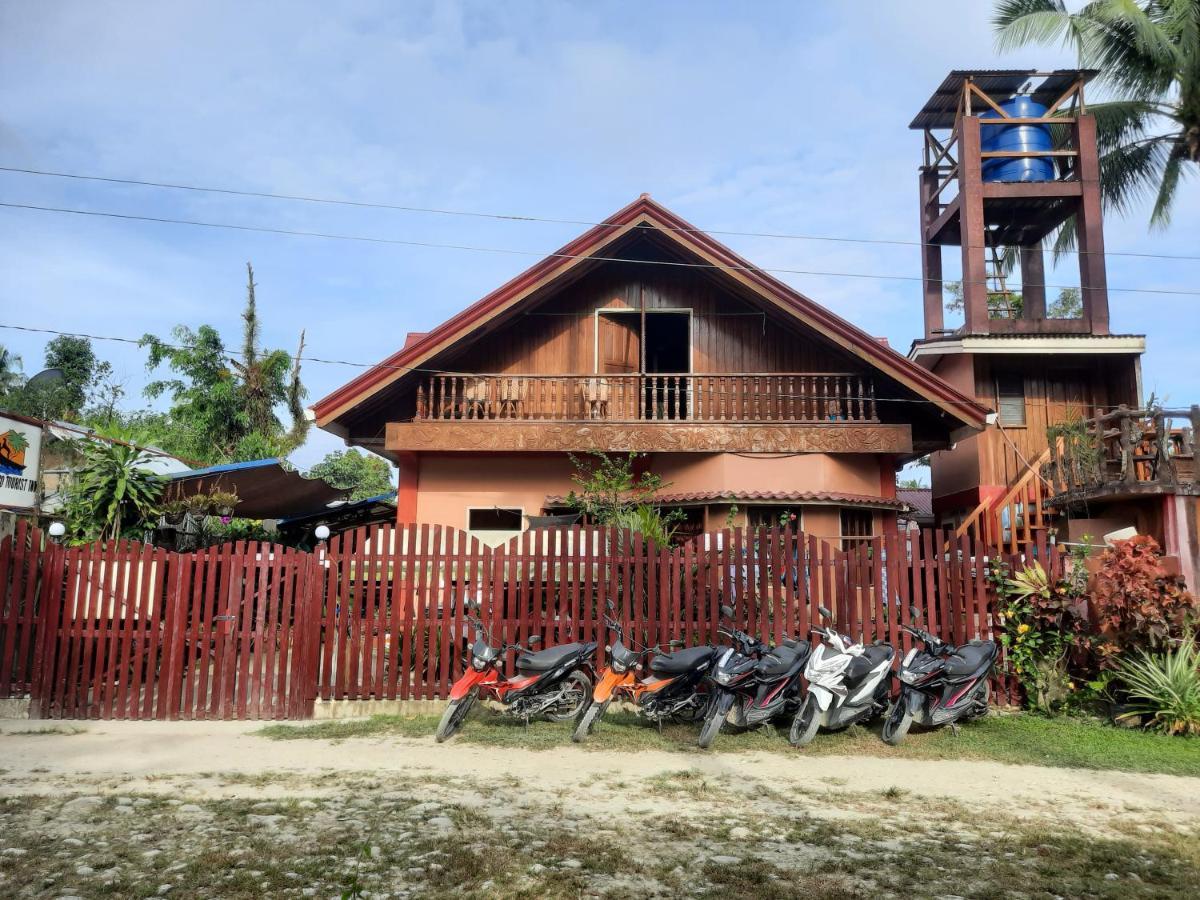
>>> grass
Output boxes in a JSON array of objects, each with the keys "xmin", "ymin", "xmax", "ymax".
[
  {"xmin": 256, "ymin": 707, "xmax": 1200, "ymax": 778},
  {"xmin": 2, "ymin": 725, "xmax": 87, "ymax": 736}
]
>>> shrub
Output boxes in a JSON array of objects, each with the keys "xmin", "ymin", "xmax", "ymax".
[
  {"xmin": 1111, "ymin": 640, "xmax": 1200, "ymax": 736},
  {"xmin": 1092, "ymin": 536, "xmax": 1198, "ymax": 658}
]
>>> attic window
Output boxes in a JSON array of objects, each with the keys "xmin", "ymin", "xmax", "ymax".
[{"xmin": 996, "ymin": 375, "xmax": 1027, "ymax": 427}]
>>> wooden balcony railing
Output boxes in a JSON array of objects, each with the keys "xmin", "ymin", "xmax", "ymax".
[
  {"xmin": 1043, "ymin": 405, "xmax": 1200, "ymax": 500},
  {"xmin": 415, "ymin": 373, "xmax": 879, "ymax": 423}
]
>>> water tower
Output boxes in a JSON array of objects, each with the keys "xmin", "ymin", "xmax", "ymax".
[{"xmin": 906, "ymin": 70, "xmax": 1145, "ymax": 530}]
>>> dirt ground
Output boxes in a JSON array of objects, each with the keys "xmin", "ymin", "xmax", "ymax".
[{"xmin": 1, "ymin": 719, "xmax": 1198, "ymax": 898}]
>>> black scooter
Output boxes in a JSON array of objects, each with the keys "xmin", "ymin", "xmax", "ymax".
[
  {"xmin": 698, "ymin": 605, "xmax": 811, "ymax": 749},
  {"xmin": 882, "ymin": 608, "xmax": 996, "ymax": 745}
]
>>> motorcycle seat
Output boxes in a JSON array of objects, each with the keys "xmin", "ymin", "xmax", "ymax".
[
  {"xmin": 756, "ymin": 640, "xmax": 810, "ymax": 677},
  {"xmin": 845, "ymin": 643, "xmax": 894, "ymax": 683},
  {"xmin": 516, "ymin": 642, "xmax": 587, "ymax": 672},
  {"xmin": 943, "ymin": 640, "xmax": 997, "ymax": 677},
  {"xmin": 650, "ymin": 645, "xmax": 715, "ymax": 674}
]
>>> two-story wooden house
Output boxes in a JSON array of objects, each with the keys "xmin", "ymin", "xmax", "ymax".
[{"xmin": 312, "ymin": 195, "xmax": 988, "ymax": 546}]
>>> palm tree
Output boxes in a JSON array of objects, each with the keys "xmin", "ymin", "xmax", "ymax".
[
  {"xmin": 0, "ymin": 345, "xmax": 23, "ymax": 396},
  {"xmin": 995, "ymin": 0, "xmax": 1199, "ymax": 230}
]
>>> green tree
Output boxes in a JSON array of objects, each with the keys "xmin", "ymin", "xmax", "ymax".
[
  {"xmin": 995, "ymin": 1, "xmax": 1199, "ymax": 234},
  {"xmin": 898, "ymin": 477, "xmax": 927, "ymax": 489},
  {"xmin": 44, "ymin": 335, "xmax": 97, "ymax": 416},
  {"xmin": 0, "ymin": 345, "xmax": 23, "ymax": 396},
  {"xmin": 565, "ymin": 452, "xmax": 683, "ymax": 547},
  {"xmin": 64, "ymin": 442, "xmax": 165, "ymax": 542},
  {"xmin": 308, "ymin": 449, "xmax": 395, "ymax": 501},
  {"xmin": 140, "ymin": 262, "xmax": 308, "ymax": 463}
]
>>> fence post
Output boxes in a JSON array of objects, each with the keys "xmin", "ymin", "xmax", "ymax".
[{"xmin": 28, "ymin": 539, "xmax": 63, "ymax": 719}]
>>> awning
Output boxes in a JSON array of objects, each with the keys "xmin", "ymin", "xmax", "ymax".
[{"xmin": 166, "ymin": 459, "xmax": 349, "ymax": 519}]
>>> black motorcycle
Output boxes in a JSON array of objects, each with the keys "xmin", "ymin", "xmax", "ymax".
[
  {"xmin": 882, "ymin": 608, "xmax": 996, "ymax": 745},
  {"xmin": 572, "ymin": 606, "xmax": 717, "ymax": 742},
  {"xmin": 697, "ymin": 605, "xmax": 811, "ymax": 749}
]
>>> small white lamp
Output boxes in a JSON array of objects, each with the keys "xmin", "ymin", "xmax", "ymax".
[
  {"xmin": 48, "ymin": 521, "xmax": 66, "ymax": 543},
  {"xmin": 314, "ymin": 524, "xmax": 331, "ymax": 542}
]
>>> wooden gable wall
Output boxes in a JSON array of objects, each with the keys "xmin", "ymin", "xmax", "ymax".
[{"xmin": 440, "ymin": 260, "xmax": 863, "ymax": 376}]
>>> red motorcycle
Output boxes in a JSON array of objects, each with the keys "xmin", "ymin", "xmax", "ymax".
[{"xmin": 436, "ymin": 604, "xmax": 597, "ymax": 742}]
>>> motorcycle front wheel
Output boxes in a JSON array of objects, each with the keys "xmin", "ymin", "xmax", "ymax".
[
  {"xmin": 789, "ymin": 693, "xmax": 822, "ymax": 747},
  {"xmin": 435, "ymin": 688, "xmax": 477, "ymax": 742},
  {"xmin": 546, "ymin": 670, "xmax": 592, "ymax": 722},
  {"xmin": 697, "ymin": 704, "xmax": 725, "ymax": 749},
  {"xmin": 571, "ymin": 698, "xmax": 609, "ymax": 743},
  {"xmin": 881, "ymin": 699, "xmax": 912, "ymax": 746}
]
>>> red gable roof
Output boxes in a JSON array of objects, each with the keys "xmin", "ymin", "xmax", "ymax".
[{"xmin": 312, "ymin": 195, "xmax": 989, "ymax": 430}]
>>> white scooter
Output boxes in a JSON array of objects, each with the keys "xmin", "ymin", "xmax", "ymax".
[{"xmin": 789, "ymin": 605, "xmax": 895, "ymax": 747}]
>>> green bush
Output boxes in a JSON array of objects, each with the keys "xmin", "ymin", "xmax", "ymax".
[{"xmin": 1112, "ymin": 640, "xmax": 1200, "ymax": 736}]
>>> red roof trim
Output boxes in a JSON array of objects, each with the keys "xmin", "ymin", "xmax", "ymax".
[
  {"xmin": 545, "ymin": 489, "xmax": 910, "ymax": 511},
  {"xmin": 312, "ymin": 195, "xmax": 988, "ymax": 428}
]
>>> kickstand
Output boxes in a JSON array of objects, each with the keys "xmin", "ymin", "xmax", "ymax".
[
  {"xmin": 657, "ymin": 718, "xmax": 663, "ymax": 734},
  {"xmin": 949, "ymin": 721, "xmax": 960, "ymax": 737},
  {"xmin": 523, "ymin": 714, "xmax": 529, "ymax": 733}
]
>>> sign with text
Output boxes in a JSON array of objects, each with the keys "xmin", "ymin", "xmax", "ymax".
[{"xmin": 0, "ymin": 415, "xmax": 41, "ymax": 510}]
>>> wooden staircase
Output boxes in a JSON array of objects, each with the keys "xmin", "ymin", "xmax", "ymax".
[{"xmin": 953, "ymin": 445, "xmax": 1054, "ymax": 555}]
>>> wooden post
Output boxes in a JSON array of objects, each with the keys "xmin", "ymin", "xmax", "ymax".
[
  {"xmin": 1073, "ymin": 114, "xmax": 1110, "ymax": 335},
  {"xmin": 395, "ymin": 451, "xmax": 419, "ymax": 525},
  {"xmin": 1019, "ymin": 246, "xmax": 1046, "ymax": 321},
  {"xmin": 919, "ymin": 169, "xmax": 944, "ymax": 338},
  {"xmin": 958, "ymin": 116, "xmax": 990, "ymax": 334}
]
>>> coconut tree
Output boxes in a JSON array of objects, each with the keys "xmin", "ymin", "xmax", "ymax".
[
  {"xmin": 995, "ymin": 1, "xmax": 1199, "ymax": 233},
  {"xmin": 0, "ymin": 345, "xmax": 23, "ymax": 396}
]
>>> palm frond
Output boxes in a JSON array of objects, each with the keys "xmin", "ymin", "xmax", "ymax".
[
  {"xmin": 1086, "ymin": 98, "xmax": 1161, "ymax": 152},
  {"xmin": 993, "ymin": 0, "xmax": 1079, "ymax": 51},
  {"xmin": 1150, "ymin": 151, "xmax": 1184, "ymax": 226},
  {"xmin": 1098, "ymin": 135, "xmax": 1174, "ymax": 216}
]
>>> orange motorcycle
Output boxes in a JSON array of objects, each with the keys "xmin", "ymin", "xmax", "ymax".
[{"xmin": 572, "ymin": 602, "xmax": 717, "ymax": 742}]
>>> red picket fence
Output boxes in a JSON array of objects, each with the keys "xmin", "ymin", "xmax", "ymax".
[{"xmin": 0, "ymin": 523, "xmax": 1059, "ymax": 718}]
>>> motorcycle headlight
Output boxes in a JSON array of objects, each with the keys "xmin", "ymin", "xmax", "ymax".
[
  {"xmin": 611, "ymin": 660, "xmax": 627, "ymax": 674},
  {"xmin": 899, "ymin": 669, "xmax": 922, "ymax": 685},
  {"xmin": 471, "ymin": 656, "xmax": 488, "ymax": 671},
  {"xmin": 715, "ymin": 670, "xmax": 733, "ymax": 685}
]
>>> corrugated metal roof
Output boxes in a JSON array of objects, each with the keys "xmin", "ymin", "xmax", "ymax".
[
  {"xmin": 545, "ymin": 489, "xmax": 910, "ymax": 511},
  {"xmin": 910, "ymin": 69, "xmax": 1097, "ymax": 130},
  {"xmin": 897, "ymin": 487, "xmax": 933, "ymax": 519}
]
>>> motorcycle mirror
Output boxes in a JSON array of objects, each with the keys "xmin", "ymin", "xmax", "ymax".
[
  {"xmin": 606, "ymin": 600, "xmax": 616, "ymax": 612},
  {"xmin": 818, "ymin": 605, "xmax": 832, "ymax": 620},
  {"xmin": 720, "ymin": 604, "xmax": 734, "ymax": 619},
  {"xmin": 910, "ymin": 605, "xmax": 923, "ymax": 623},
  {"xmin": 527, "ymin": 635, "xmax": 542, "ymax": 646},
  {"xmin": 668, "ymin": 640, "xmax": 684, "ymax": 648}
]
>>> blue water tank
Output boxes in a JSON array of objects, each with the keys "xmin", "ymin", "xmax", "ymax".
[{"xmin": 980, "ymin": 96, "xmax": 1054, "ymax": 182}]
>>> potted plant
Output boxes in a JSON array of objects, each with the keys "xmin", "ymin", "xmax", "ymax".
[
  {"xmin": 208, "ymin": 490, "xmax": 240, "ymax": 517},
  {"xmin": 185, "ymin": 493, "xmax": 213, "ymax": 518},
  {"xmin": 161, "ymin": 498, "xmax": 188, "ymax": 526}
]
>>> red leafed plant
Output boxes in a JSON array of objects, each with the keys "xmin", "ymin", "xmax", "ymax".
[{"xmin": 1092, "ymin": 536, "xmax": 1198, "ymax": 661}]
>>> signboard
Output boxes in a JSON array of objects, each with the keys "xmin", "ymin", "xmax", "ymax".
[{"xmin": 0, "ymin": 414, "xmax": 41, "ymax": 511}]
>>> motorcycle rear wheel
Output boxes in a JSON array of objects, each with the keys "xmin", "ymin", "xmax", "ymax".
[
  {"xmin": 546, "ymin": 670, "xmax": 592, "ymax": 722},
  {"xmin": 881, "ymin": 700, "xmax": 912, "ymax": 746},
  {"xmin": 571, "ymin": 699, "xmax": 609, "ymax": 743},
  {"xmin": 789, "ymin": 693, "xmax": 822, "ymax": 747},
  {"xmin": 697, "ymin": 705, "xmax": 724, "ymax": 749},
  {"xmin": 435, "ymin": 689, "xmax": 477, "ymax": 743},
  {"xmin": 968, "ymin": 680, "xmax": 991, "ymax": 719}
]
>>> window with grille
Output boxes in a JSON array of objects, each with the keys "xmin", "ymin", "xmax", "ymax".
[
  {"xmin": 840, "ymin": 508, "xmax": 874, "ymax": 548},
  {"xmin": 747, "ymin": 506, "xmax": 801, "ymax": 530},
  {"xmin": 996, "ymin": 375, "xmax": 1027, "ymax": 426}
]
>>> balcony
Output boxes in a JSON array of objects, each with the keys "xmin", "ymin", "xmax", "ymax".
[
  {"xmin": 415, "ymin": 373, "xmax": 879, "ymax": 424},
  {"xmin": 1043, "ymin": 405, "xmax": 1200, "ymax": 506}
]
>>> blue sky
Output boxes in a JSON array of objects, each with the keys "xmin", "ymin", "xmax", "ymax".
[{"xmin": 1, "ymin": 1, "xmax": 1196, "ymax": 478}]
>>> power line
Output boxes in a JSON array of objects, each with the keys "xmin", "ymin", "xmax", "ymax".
[
  {"xmin": 3, "ymin": 200, "xmax": 1198, "ymax": 297},
  {"xmin": 2, "ymin": 163, "xmax": 1196, "ymax": 263},
  {"xmin": 0, "ymin": 322, "xmax": 987, "ymax": 408}
]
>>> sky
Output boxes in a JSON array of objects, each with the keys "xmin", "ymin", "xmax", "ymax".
[{"xmin": 1, "ymin": 1, "xmax": 1196, "ymax": 483}]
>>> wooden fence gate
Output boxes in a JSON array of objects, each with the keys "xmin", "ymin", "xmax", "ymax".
[{"xmin": 30, "ymin": 539, "xmax": 320, "ymax": 720}]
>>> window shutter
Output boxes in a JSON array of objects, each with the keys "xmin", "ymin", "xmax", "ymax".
[{"xmin": 996, "ymin": 376, "xmax": 1027, "ymax": 426}]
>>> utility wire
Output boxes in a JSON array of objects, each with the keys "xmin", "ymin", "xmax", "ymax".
[
  {"xmin": 2, "ymin": 163, "xmax": 1196, "ymax": 263},
  {"xmin": 0, "ymin": 322, "xmax": 988, "ymax": 408},
  {"xmin": 2, "ymin": 200, "xmax": 1198, "ymax": 297}
]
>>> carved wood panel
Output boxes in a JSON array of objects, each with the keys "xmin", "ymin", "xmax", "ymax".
[{"xmin": 387, "ymin": 422, "xmax": 912, "ymax": 454}]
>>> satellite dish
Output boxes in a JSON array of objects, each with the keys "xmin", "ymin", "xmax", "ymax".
[{"xmin": 25, "ymin": 368, "xmax": 65, "ymax": 391}]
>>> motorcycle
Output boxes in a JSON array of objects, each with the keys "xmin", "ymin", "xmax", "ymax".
[
  {"xmin": 435, "ymin": 603, "xmax": 597, "ymax": 742},
  {"xmin": 789, "ymin": 605, "xmax": 894, "ymax": 747},
  {"xmin": 697, "ymin": 604, "xmax": 811, "ymax": 749},
  {"xmin": 572, "ymin": 603, "xmax": 717, "ymax": 743},
  {"xmin": 881, "ymin": 608, "xmax": 996, "ymax": 745}
]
